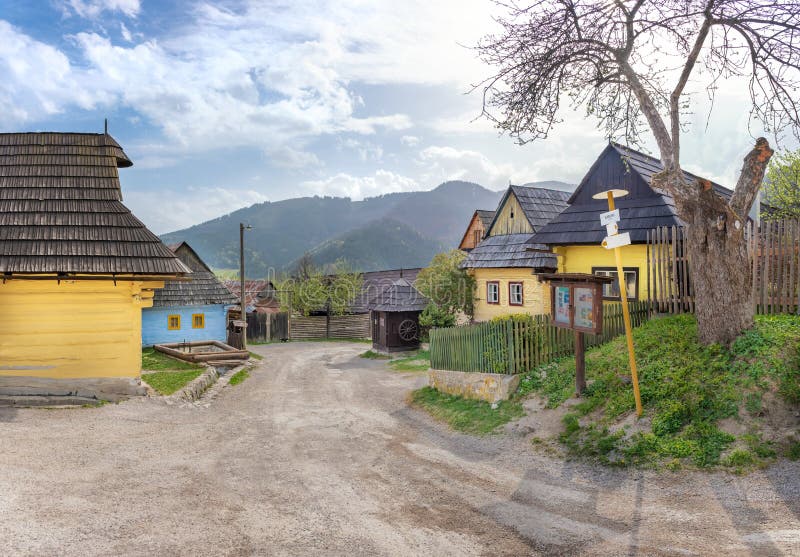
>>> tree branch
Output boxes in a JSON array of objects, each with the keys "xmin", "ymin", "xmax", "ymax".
[{"xmin": 730, "ymin": 137, "xmax": 774, "ymax": 218}]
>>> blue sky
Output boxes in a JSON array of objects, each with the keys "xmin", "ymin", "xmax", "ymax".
[{"xmin": 0, "ymin": 0, "xmax": 792, "ymax": 233}]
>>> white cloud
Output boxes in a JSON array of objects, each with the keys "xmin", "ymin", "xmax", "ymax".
[
  {"xmin": 0, "ymin": 21, "xmax": 101, "ymax": 125},
  {"xmin": 125, "ymin": 186, "xmax": 268, "ymax": 234},
  {"xmin": 300, "ymin": 170, "xmax": 419, "ymax": 199},
  {"xmin": 266, "ymin": 146, "xmax": 323, "ymax": 170},
  {"xmin": 340, "ymin": 138, "xmax": 384, "ymax": 162},
  {"xmin": 417, "ymin": 146, "xmax": 528, "ymax": 189},
  {"xmin": 401, "ymin": 135, "xmax": 420, "ymax": 147},
  {"xmin": 64, "ymin": 0, "xmax": 141, "ymax": 19},
  {"xmin": 120, "ymin": 22, "xmax": 132, "ymax": 42}
]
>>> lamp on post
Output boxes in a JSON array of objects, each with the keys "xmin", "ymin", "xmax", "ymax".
[{"xmin": 240, "ymin": 222, "xmax": 252, "ymax": 349}]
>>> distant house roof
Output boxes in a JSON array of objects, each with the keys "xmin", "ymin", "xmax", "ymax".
[
  {"xmin": 350, "ymin": 268, "xmax": 422, "ymax": 314},
  {"xmin": 0, "ymin": 132, "xmax": 187, "ymax": 276},
  {"xmin": 368, "ymin": 278, "xmax": 429, "ymax": 312},
  {"xmin": 485, "ymin": 185, "xmax": 570, "ymax": 235},
  {"xmin": 152, "ymin": 243, "xmax": 238, "ymax": 308},
  {"xmin": 222, "ymin": 279, "xmax": 279, "ymax": 312},
  {"xmin": 531, "ymin": 142, "xmax": 736, "ymax": 246},
  {"xmin": 476, "ymin": 210, "xmax": 496, "ymax": 229},
  {"xmin": 461, "ymin": 233, "xmax": 557, "ymax": 270}
]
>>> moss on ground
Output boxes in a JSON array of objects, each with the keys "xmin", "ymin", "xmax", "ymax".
[{"xmin": 516, "ymin": 314, "xmax": 800, "ymax": 470}]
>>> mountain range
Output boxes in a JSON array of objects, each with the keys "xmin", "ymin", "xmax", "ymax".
[{"xmin": 159, "ymin": 180, "xmax": 575, "ymax": 277}]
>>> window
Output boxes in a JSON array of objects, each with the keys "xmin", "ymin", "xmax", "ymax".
[
  {"xmin": 167, "ymin": 315, "xmax": 181, "ymax": 330},
  {"xmin": 473, "ymin": 229, "xmax": 482, "ymax": 246},
  {"xmin": 509, "ymin": 282, "xmax": 524, "ymax": 306},
  {"xmin": 486, "ymin": 281, "xmax": 500, "ymax": 304},
  {"xmin": 592, "ymin": 267, "xmax": 639, "ymax": 300},
  {"xmin": 192, "ymin": 313, "xmax": 205, "ymax": 329}
]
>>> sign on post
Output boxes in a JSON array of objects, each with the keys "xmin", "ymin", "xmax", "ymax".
[{"xmin": 539, "ymin": 273, "xmax": 613, "ymax": 396}]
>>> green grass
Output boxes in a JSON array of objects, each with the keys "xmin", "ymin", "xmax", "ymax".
[
  {"xmin": 516, "ymin": 314, "xmax": 800, "ymax": 469},
  {"xmin": 142, "ymin": 370, "xmax": 203, "ymax": 395},
  {"xmin": 228, "ymin": 369, "xmax": 250, "ymax": 386},
  {"xmin": 142, "ymin": 348, "xmax": 203, "ymax": 372},
  {"xmin": 360, "ymin": 350, "xmax": 390, "ymax": 360},
  {"xmin": 249, "ymin": 351, "xmax": 264, "ymax": 360},
  {"xmin": 410, "ymin": 386, "xmax": 524, "ymax": 435},
  {"xmin": 388, "ymin": 350, "xmax": 431, "ymax": 372}
]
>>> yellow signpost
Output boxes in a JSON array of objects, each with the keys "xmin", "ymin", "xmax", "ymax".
[{"xmin": 593, "ymin": 189, "xmax": 643, "ymax": 417}]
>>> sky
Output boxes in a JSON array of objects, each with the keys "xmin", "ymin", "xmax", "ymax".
[{"xmin": 0, "ymin": 0, "xmax": 794, "ymax": 234}]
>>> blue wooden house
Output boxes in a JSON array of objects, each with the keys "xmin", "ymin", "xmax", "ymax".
[{"xmin": 142, "ymin": 242, "xmax": 237, "ymax": 346}]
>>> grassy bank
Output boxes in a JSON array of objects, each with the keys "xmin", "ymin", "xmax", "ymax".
[
  {"xmin": 228, "ymin": 369, "xmax": 250, "ymax": 386},
  {"xmin": 142, "ymin": 370, "xmax": 203, "ymax": 395},
  {"xmin": 142, "ymin": 348, "xmax": 203, "ymax": 372},
  {"xmin": 389, "ymin": 350, "xmax": 431, "ymax": 372},
  {"xmin": 410, "ymin": 387, "xmax": 524, "ymax": 435},
  {"xmin": 517, "ymin": 314, "xmax": 800, "ymax": 470}
]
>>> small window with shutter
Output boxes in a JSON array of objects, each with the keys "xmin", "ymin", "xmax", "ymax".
[{"xmin": 168, "ymin": 315, "xmax": 181, "ymax": 330}]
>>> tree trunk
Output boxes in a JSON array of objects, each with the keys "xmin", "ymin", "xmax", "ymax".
[
  {"xmin": 682, "ymin": 195, "xmax": 753, "ymax": 345},
  {"xmin": 653, "ymin": 139, "xmax": 773, "ymax": 346}
]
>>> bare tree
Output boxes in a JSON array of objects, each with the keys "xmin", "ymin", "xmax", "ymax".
[{"xmin": 478, "ymin": 0, "xmax": 800, "ymax": 344}]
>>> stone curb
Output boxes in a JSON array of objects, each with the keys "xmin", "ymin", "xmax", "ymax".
[{"xmin": 167, "ymin": 365, "xmax": 219, "ymax": 403}]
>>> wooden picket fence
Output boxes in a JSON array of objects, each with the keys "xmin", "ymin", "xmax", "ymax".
[
  {"xmin": 647, "ymin": 219, "xmax": 800, "ymax": 315},
  {"xmin": 429, "ymin": 301, "xmax": 649, "ymax": 374}
]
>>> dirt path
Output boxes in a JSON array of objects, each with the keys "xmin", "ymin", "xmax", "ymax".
[{"xmin": 1, "ymin": 342, "xmax": 799, "ymax": 556}]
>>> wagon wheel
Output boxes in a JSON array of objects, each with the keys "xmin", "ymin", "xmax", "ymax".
[{"xmin": 398, "ymin": 319, "xmax": 418, "ymax": 341}]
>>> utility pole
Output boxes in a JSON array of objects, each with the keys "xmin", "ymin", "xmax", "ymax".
[{"xmin": 239, "ymin": 222, "xmax": 252, "ymax": 349}]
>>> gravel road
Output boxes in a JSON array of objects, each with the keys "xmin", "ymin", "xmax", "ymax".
[{"xmin": 1, "ymin": 342, "xmax": 799, "ymax": 556}]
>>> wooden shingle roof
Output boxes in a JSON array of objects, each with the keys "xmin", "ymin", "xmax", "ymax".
[
  {"xmin": 152, "ymin": 243, "xmax": 237, "ymax": 307},
  {"xmin": 350, "ymin": 268, "xmax": 422, "ymax": 314},
  {"xmin": 368, "ymin": 278, "xmax": 429, "ymax": 312},
  {"xmin": 462, "ymin": 233, "xmax": 557, "ymax": 270},
  {"xmin": 531, "ymin": 143, "xmax": 734, "ymax": 246},
  {"xmin": 476, "ymin": 210, "xmax": 496, "ymax": 229},
  {"xmin": 0, "ymin": 132, "xmax": 187, "ymax": 275},
  {"xmin": 485, "ymin": 186, "xmax": 570, "ymax": 235}
]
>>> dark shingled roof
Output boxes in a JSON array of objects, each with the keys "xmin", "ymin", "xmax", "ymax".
[
  {"xmin": 476, "ymin": 210, "xmax": 495, "ymax": 229},
  {"xmin": 0, "ymin": 132, "xmax": 187, "ymax": 275},
  {"xmin": 531, "ymin": 143, "xmax": 733, "ymax": 246},
  {"xmin": 462, "ymin": 233, "xmax": 557, "ymax": 270},
  {"xmin": 486, "ymin": 186, "xmax": 570, "ymax": 235},
  {"xmin": 350, "ymin": 268, "xmax": 422, "ymax": 314},
  {"xmin": 153, "ymin": 243, "xmax": 237, "ymax": 307},
  {"xmin": 369, "ymin": 278, "xmax": 429, "ymax": 312}
]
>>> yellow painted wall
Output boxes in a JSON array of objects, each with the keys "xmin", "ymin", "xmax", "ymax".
[
  {"xmin": 0, "ymin": 279, "xmax": 163, "ymax": 379},
  {"xmin": 488, "ymin": 193, "xmax": 533, "ymax": 236},
  {"xmin": 555, "ymin": 244, "xmax": 651, "ymax": 300},
  {"xmin": 471, "ymin": 268, "xmax": 550, "ymax": 322}
]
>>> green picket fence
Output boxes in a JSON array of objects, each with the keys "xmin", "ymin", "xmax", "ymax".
[{"xmin": 429, "ymin": 301, "xmax": 650, "ymax": 374}]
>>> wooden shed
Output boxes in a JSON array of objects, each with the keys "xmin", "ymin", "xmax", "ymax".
[
  {"xmin": 0, "ymin": 131, "xmax": 188, "ymax": 403},
  {"xmin": 368, "ymin": 278, "xmax": 429, "ymax": 353}
]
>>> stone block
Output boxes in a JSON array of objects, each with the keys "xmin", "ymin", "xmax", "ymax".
[{"xmin": 428, "ymin": 369, "xmax": 521, "ymax": 403}]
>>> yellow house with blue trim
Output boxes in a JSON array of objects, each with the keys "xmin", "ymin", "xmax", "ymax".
[
  {"xmin": 462, "ymin": 185, "xmax": 571, "ymax": 321},
  {"xmin": 0, "ymin": 132, "xmax": 188, "ymax": 403},
  {"xmin": 529, "ymin": 143, "xmax": 736, "ymax": 301}
]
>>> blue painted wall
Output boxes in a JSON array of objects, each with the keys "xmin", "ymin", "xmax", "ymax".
[{"xmin": 142, "ymin": 304, "xmax": 231, "ymax": 346}]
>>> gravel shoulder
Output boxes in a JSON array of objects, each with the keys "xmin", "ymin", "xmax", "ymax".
[{"xmin": 1, "ymin": 342, "xmax": 798, "ymax": 556}]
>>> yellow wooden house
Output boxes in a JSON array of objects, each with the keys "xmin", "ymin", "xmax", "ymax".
[
  {"xmin": 0, "ymin": 132, "xmax": 188, "ymax": 404},
  {"xmin": 529, "ymin": 143, "xmax": 736, "ymax": 301},
  {"xmin": 462, "ymin": 185, "xmax": 570, "ymax": 321}
]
